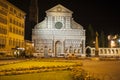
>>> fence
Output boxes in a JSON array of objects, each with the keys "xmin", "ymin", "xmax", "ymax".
[{"xmin": 86, "ymin": 47, "xmax": 120, "ymax": 57}]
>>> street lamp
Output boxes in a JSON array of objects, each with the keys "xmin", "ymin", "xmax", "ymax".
[{"xmin": 108, "ymin": 35, "xmax": 112, "ymax": 47}]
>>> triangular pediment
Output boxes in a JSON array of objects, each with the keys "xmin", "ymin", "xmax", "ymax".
[{"xmin": 46, "ymin": 4, "xmax": 73, "ymax": 13}]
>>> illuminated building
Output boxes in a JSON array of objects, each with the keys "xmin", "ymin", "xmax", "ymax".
[
  {"xmin": 32, "ymin": 4, "xmax": 86, "ymax": 57},
  {"xmin": 108, "ymin": 35, "xmax": 119, "ymax": 48},
  {"xmin": 0, "ymin": 0, "xmax": 26, "ymax": 55}
]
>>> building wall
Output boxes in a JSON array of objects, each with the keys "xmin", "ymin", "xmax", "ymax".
[
  {"xmin": 0, "ymin": 0, "xmax": 26, "ymax": 55},
  {"xmin": 33, "ymin": 29, "xmax": 85, "ymax": 57}
]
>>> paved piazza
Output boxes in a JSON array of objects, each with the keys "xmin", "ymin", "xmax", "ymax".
[{"xmin": 81, "ymin": 60, "xmax": 120, "ymax": 80}]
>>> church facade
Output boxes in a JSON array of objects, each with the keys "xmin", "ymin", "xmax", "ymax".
[{"xmin": 32, "ymin": 4, "xmax": 86, "ymax": 57}]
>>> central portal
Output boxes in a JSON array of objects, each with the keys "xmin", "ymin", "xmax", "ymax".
[{"xmin": 55, "ymin": 41, "xmax": 62, "ymax": 57}]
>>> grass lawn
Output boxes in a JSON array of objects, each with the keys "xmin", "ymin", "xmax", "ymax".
[
  {"xmin": 0, "ymin": 60, "xmax": 75, "ymax": 71},
  {"xmin": 0, "ymin": 71, "xmax": 73, "ymax": 80}
]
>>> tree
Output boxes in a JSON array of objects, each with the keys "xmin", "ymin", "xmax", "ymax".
[
  {"xmin": 99, "ymin": 31, "xmax": 108, "ymax": 47},
  {"xmin": 99, "ymin": 31, "xmax": 105, "ymax": 47},
  {"xmin": 86, "ymin": 24, "xmax": 95, "ymax": 47}
]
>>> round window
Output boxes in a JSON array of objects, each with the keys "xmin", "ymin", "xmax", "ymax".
[{"xmin": 55, "ymin": 22, "xmax": 63, "ymax": 29}]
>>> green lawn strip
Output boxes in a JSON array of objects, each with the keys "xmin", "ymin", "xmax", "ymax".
[{"xmin": 0, "ymin": 71, "xmax": 73, "ymax": 80}]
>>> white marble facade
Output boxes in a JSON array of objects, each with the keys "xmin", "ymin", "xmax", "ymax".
[{"xmin": 32, "ymin": 4, "xmax": 86, "ymax": 57}]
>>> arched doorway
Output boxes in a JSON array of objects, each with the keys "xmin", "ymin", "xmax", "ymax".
[
  {"xmin": 55, "ymin": 41, "xmax": 62, "ymax": 57},
  {"xmin": 86, "ymin": 46, "xmax": 91, "ymax": 57},
  {"xmin": 44, "ymin": 46, "xmax": 48, "ymax": 57}
]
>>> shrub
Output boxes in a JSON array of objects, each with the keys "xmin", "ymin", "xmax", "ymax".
[{"xmin": 71, "ymin": 67, "xmax": 99, "ymax": 80}]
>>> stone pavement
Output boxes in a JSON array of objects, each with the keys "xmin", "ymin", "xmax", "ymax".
[{"xmin": 81, "ymin": 60, "xmax": 120, "ymax": 80}]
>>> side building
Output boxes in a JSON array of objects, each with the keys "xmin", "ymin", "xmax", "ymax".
[{"xmin": 0, "ymin": 0, "xmax": 26, "ymax": 55}]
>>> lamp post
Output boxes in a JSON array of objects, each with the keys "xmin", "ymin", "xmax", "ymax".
[
  {"xmin": 108, "ymin": 35, "xmax": 112, "ymax": 47},
  {"xmin": 118, "ymin": 39, "xmax": 120, "ymax": 47},
  {"xmin": 95, "ymin": 32, "xmax": 99, "ymax": 57}
]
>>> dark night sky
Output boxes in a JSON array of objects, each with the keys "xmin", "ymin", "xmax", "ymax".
[{"xmin": 7, "ymin": 0, "xmax": 120, "ymax": 40}]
